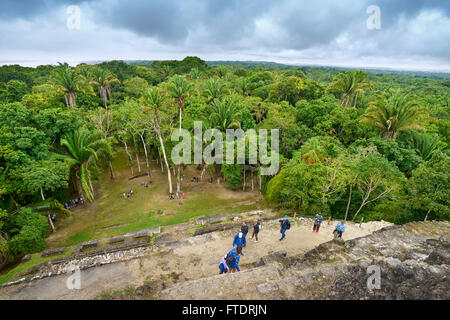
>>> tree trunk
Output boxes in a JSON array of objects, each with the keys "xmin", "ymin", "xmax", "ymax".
[
  {"xmin": 243, "ymin": 167, "xmax": 246, "ymax": 191},
  {"xmin": 344, "ymin": 185, "xmax": 352, "ymax": 223},
  {"xmin": 140, "ymin": 133, "xmax": 151, "ymax": 183},
  {"xmin": 136, "ymin": 153, "xmax": 141, "ymax": 173},
  {"xmin": 157, "ymin": 129, "xmax": 172, "ymax": 194},
  {"xmin": 47, "ymin": 214, "xmax": 55, "ymax": 232},
  {"xmin": 88, "ymin": 174, "xmax": 95, "ymax": 198},
  {"xmin": 123, "ymin": 141, "xmax": 134, "ymax": 176},
  {"xmin": 158, "ymin": 149, "xmax": 164, "ymax": 172},
  {"xmin": 103, "ymin": 89, "xmax": 108, "ymax": 109},
  {"xmin": 177, "ymin": 166, "xmax": 181, "ymax": 193},
  {"xmin": 424, "ymin": 209, "xmax": 431, "ymax": 222},
  {"xmin": 109, "ymin": 160, "xmax": 115, "ymax": 179},
  {"xmin": 251, "ymin": 170, "xmax": 254, "ymax": 191},
  {"xmin": 40, "ymin": 187, "xmax": 45, "ymax": 201},
  {"xmin": 200, "ymin": 164, "xmax": 206, "ymax": 182},
  {"xmin": 153, "ymin": 115, "xmax": 172, "ymax": 194}
]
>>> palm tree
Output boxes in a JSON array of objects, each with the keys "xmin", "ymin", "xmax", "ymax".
[
  {"xmin": 203, "ymin": 78, "xmax": 227, "ymax": 104},
  {"xmin": 168, "ymin": 75, "xmax": 190, "ymax": 193},
  {"xmin": 89, "ymin": 68, "xmax": 120, "ymax": 109},
  {"xmin": 168, "ymin": 75, "xmax": 190, "ymax": 130},
  {"xmin": 60, "ymin": 128, "xmax": 112, "ymax": 202},
  {"xmin": 52, "ymin": 62, "xmax": 85, "ymax": 108},
  {"xmin": 190, "ymin": 67, "xmax": 203, "ymax": 80},
  {"xmin": 361, "ymin": 90, "xmax": 428, "ymax": 140},
  {"xmin": 411, "ymin": 133, "xmax": 442, "ymax": 161},
  {"xmin": 240, "ymin": 78, "xmax": 251, "ymax": 96},
  {"xmin": 300, "ymin": 137, "xmax": 328, "ymax": 164},
  {"xmin": 142, "ymin": 88, "xmax": 173, "ymax": 194},
  {"xmin": 160, "ymin": 65, "xmax": 172, "ymax": 80},
  {"xmin": 328, "ymin": 70, "xmax": 372, "ymax": 107},
  {"xmin": 250, "ymin": 102, "xmax": 268, "ymax": 124},
  {"xmin": 208, "ymin": 98, "xmax": 241, "ymax": 132}
]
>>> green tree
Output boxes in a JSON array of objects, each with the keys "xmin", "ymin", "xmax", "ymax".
[
  {"xmin": 2, "ymin": 80, "xmax": 29, "ymax": 103},
  {"xmin": 203, "ymin": 78, "xmax": 227, "ymax": 104},
  {"xmin": 123, "ymin": 76, "xmax": 149, "ymax": 98},
  {"xmin": 361, "ymin": 90, "xmax": 428, "ymax": 140},
  {"xmin": 208, "ymin": 97, "xmax": 241, "ymax": 131},
  {"xmin": 221, "ymin": 164, "xmax": 243, "ymax": 190},
  {"xmin": 89, "ymin": 68, "xmax": 120, "ymax": 109},
  {"xmin": 52, "ymin": 63, "xmax": 86, "ymax": 108},
  {"xmin": 141, "ymin": 88, "xmax": 174, "ymax": 194},
  {"xmin": 328, "ymin": 70, "xmax": 372, "ymax": 107},
  {"xmin": 60, "ymin": 128, "xmax": 112, "ymax": 202},
  {"xmin": 349, "ymin": 147, "xmax": 405, "ymax": 219},
  {"xmin": 407, "ymin": 153, "xmax": 449, "ymax": 222}
]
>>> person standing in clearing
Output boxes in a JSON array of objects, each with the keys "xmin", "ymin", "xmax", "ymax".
[
  {"xmin": 279, "ymin": 215, "xmax": 291, "ymax": 241},
  {"xmin": 233, "ymin": 232, "xmax": 246, "ymax": 248},
  {"xmin": 251, "ymin": 220, "xmax": 261, "ymax": 242},
  {"xmin": 313, "ymin": 212, "xmax": 324, "ymax": 233}
]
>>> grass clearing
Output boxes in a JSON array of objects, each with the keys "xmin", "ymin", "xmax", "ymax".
[
  {"xmin": 0, "ymin": 247, "xmax": 74, "ymax": 285},
  {"xmin": 45, "ymin": 150, "xmax": 262, "ymax": 247}
]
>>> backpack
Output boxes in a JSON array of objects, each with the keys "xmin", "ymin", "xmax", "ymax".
[
  {"xmin": 225, "ymin": 251, "xmax": 237, "ymax": 266},
  {"xmin": 285, "ymin": 220, "xmax": 291, "ymax": 230}
]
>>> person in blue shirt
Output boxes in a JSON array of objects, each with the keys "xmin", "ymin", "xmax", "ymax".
[
  {"xmin": 279, "ymin": 215, "xmax": 291, "ymax": 241},
  {"xmin": 334, "ymin": 221, "xmax": 346, "ymax": 238},
  {"xmin": 223, "ymin": 246, "xmax": 243, "ymax": 273},
  {"xmin": 313, "ymin": 212, "xmax": 324, "ymax": 233},
  {"xmin": 233, "ymin": 232, "xmax": 246, "ymax": 248}
]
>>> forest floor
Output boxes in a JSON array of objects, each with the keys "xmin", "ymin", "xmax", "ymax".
[{"xmin": 46, "ymin": 150, "xmax": 263, "ymax": 248}]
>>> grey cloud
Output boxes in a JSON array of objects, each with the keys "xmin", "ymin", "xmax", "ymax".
[
  {"xmin": 0, "ymin": 0, "xmax": 91, "ymax": 20},
  {"xmin": 0, "ymin": 0, "xmax": 448, "ymax": 70}
]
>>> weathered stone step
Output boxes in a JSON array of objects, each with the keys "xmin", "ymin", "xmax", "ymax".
[{"xmin": 159, "ymin": 265, "xmax": 281, "ymax": 300}]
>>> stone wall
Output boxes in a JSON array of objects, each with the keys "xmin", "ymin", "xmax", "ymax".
[{"xmin": 0, "ymin": 226, "xmax": 161, "ymax": 288}]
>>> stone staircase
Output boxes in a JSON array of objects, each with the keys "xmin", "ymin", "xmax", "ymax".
[{"xmin": 156, "ymin": 222, "xmax": 449, "ymax": 300}]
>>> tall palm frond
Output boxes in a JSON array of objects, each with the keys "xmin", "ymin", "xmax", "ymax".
[
  {"xmin": 208, "ymin": 98, "xmax": 241, "ymax": 132},
  {"xmin": 60, "ymin": 128, "xmax": 111, "ymax": 202},
  {"xmin": 52, "ymin": 62, "xmax": 85, "ymax": 108},
  {"xmin": 203, "ymin": 78, "xmax": 227, "ymax": 104},
  {"xmin": 411, "ymin": 133, "xmax": 442, "ymax": 161},
  {"xmin": 89, "ymin": 68, "xmax": 120, "ymax": 108},
  {"xmin": 361, "ymin": 90, "xmax": 428, "ymax": 140},
  {"xmin": 328, "ymin": 70, "xmax": 372, "ymax": 107}
]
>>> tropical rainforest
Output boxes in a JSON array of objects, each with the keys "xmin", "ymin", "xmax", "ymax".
[{"xmin": 0, "ymin": 56, "xmax": 448, "ymax": 264}]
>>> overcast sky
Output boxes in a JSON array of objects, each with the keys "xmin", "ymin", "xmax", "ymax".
[{"xmin": 0, "ymin": 0, "xmax": 449, "ymax": 71}]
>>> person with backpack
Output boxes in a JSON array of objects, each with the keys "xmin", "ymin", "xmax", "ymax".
[
  {"xmin": 333, "ymin": 221, "xmax": 346, "ymax": 238},
  {"xmin": 279, "ymin": 215, "xmax": 291, "ymax": 241},
  {"xmin": 220, "ymin": 246, "xmax": 243, "ymax": 273},
  {"xmin": 313, "ymin": 212, "xmax": 324, "ymax": 233},
  {"xmin": 251, "ymin": 220, "xmax": 261, "ymax": 242},
  {"xmin": 233, "ymin": 231, "xmax": 246, "ymax": 248},
  {"xmin": 241, "ymin": 222, "xmax": 249, "ymax": 238}
]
